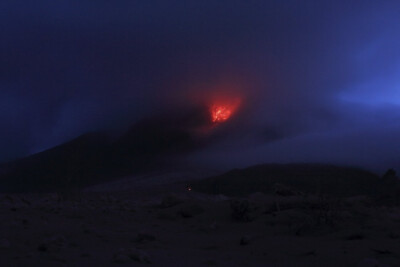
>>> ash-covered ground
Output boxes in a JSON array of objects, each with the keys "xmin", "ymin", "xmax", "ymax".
[{"xmin": 1, "ymin": 167, "xmax": 400, "ymax": 267}]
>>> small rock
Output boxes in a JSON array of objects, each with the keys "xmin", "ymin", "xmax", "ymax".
[
  {"xmin": 156, "ymin": 212, "xmax": 176, "ymax": 221},
  {"xmin": 178, "ymin": 204, "xmax": 204, "ymax": 218},
  {"xmin": 240, "ymin": 235, "xmax": 251, "ymax": 246},
  {"xmin": 68, "ymin": 242, "xmax": 78, "ymax": 248},
  {"xmin": 372, "ymin": 248, "xmax": 392, "ymax": 255},
  {"xmin": 37, "ymin": 244, "xmax": 48, "ymax": 252},
  {"xmin": 216, "ymin": 194, "xmax": 229, "ymax": 201},
  {"xmin": 273, "ymin": 183, "xmax": 301, "ymax": 196},
  {"xmin": 21, "ymin": 198, "xmax": 31, "ymax": 206},
  {"xmin": 388, "ymin": 232, "xmax": 399, "ymax": 239},
  {"xmin": 113, "ymin": 253, "xmax": 130, "ymax": 264},
  {"xmin": 301, "ymin": 250, "xmax": 316, "ymax": 256},
  {"xmin": 114, "ymin": 248, "xmax": 151, "ymax": 264},
  {"xmin": 4, "ymin": 195, "xmax": 14, "ymax": 203},
  {"xmin": 127, "ymin": 248, "xmax": 151, "ymax": 263},
  {"xmin": 38, "ymin": 235, "xmax": 66, "ymax": 253},
  {"xmin": 345, "ymin": 233, "xmax": 365, "ymax": 240},
  {"xmin": 357, "ymin": 258, "xmax": 389, "ymax": 267},
  {"xmin": 230, "ymin": 199, "xmax": 255, "ymax": 222},
  {"xmin": 202, "ymin": 259, "xmax": 217, "ymax": 265},
  {"xmin": 248, "ymin": 192, "xmax": 269, "ymax": 202},
  {"xmin": 134, "ymin": 232, "xmax": 156, "ymax": 243},
  {"xmin": 0, "ymin": 238, "xmax": 10, "ymax": 249},
  {"xmin": 25, "ymin": 252, "xmax": 34, "ymax": 258},
  {"xmin": 160, "ymin": 195, "xmax": 183, "ymax": 208},
  {"xmin": 209, "ymin": 221, "xmax": 218, "ymax": 230},
  {"xmin": 82, "ymin": 225, "xmax": 92, "ymax": 234},
  {"xmin": 107, "ymin": 196, "xmax": 117, "ymax": 203}
]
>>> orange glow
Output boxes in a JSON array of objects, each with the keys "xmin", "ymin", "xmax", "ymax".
[
  {"xmin": 210, "ymin": 98, "xmax": 241, "ymax": 123},
  {"xmin": 211, "ymin": 105, "xmax": 233, "ymax": 122}
]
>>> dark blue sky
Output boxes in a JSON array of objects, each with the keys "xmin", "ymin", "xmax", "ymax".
[{"xmin": 1, "ymin": 1, "xmax": 400, "ymax": 171}]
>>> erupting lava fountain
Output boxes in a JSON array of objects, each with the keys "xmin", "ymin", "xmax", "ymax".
[{"xmin": 210, "ymin": 98, "xmax": 241, "ymax": 123}]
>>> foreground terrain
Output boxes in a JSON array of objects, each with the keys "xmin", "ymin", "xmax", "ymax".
[{"xmin": 1, "ymin": 176, "xmax": 400, "ymax": 267}]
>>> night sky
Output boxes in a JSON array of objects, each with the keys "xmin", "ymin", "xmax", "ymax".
[{"xmin": 1, "ymin": 1, "xmax": 400, "ymax": 171}]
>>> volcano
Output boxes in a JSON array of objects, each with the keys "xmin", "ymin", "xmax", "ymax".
[{"xmin": 0, "ymin": 105, "xmax": 240, "ymax": 192}]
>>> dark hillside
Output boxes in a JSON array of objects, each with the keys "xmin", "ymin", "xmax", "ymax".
[
  {"xmin": 192, "ymin": 163, "xmax": 386, "ymax": 197},
  {"xmin": 0, "ymin": 133, "xmax": 116, "ymax": 192}
]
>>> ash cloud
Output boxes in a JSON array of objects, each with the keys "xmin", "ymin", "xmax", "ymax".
[{"xmin": 0, "ymin": 1, "xmax": 400, "ymax": 171}]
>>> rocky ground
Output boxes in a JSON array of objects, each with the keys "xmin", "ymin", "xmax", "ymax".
[{"xmin": 0, "ymin": 175, "xmax": 400, "ymax": 266}]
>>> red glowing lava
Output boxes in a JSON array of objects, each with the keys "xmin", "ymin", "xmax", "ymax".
[
  {"xmin": 210, "ymin": 98, "xmax": 241, "ymax": 123},
  {"xmin": 211, "ymin": 105, "xmax": 233, "ymax": 123}
]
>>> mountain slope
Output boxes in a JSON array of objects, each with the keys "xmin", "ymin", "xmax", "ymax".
[
  {"xmin": 192, "ymin": 163, "xmax": 386, "ymax": 197},
  {"xmin": 0, "ymin": 132, "xmax": 116, "ymax": 192}
]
